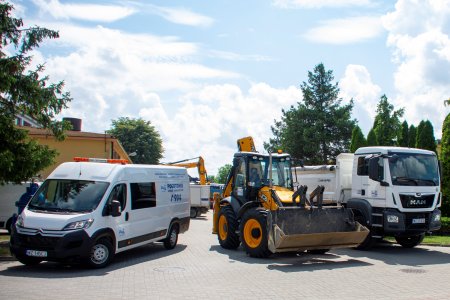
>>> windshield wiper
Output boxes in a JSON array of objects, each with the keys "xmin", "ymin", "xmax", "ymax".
[{"xmin": 393, "ymin": 177, "xmax": 418, "ymax": 185}]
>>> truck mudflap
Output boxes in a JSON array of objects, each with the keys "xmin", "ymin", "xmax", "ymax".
[{"xmin": 267, "ymin": 207, "xmax": 369, "ymax": 253}]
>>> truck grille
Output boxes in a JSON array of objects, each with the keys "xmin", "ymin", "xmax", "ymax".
[
  {"xmin": 404, "ymin": 212, "xmax": 430, "ymax": 231},
  {"xmin": 400, "ymin": 194, "xmax": 435, "ymax": 209}
]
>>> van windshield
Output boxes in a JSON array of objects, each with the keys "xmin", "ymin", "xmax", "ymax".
[{"xmin": 28, "ymin": 180, "xmax": 109, "ymax": 213}]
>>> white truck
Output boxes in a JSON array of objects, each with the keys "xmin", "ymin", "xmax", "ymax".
[
  {"xmin": 189, "ymin": 184, "xmax": 210, "ymax": 218},
  {"xmin": 10, "ymin": 158, "xmax": 190, "ymax": 268},
  {"xmin": 293, "ymin": 146, "xmax": 442, "ymax": 249}
]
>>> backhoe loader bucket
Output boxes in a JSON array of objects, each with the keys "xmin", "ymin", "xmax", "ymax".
[{"xmin": 267, "ymin": 207, "xmax": 369, "ymax": 253}]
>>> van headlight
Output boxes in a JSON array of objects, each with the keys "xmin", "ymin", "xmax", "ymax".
[
  {"xmin": 15, "ymin": 215, "xmax": 24, "ymax": 227},
  {"xmin": 63, "ymin": 219, "xmax": 94, "ymax": 231}
]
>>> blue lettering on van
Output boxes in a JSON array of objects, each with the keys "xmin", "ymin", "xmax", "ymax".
[
  {"xmin": 161, "ymin": 183, "xmax": 183, "ymax": 192},
  {"xmin": 118, "ymin": 227, "xmax": 125, "ymax": 237},
  {"xmin": 171, "ymin": 194, "xmax": 182, "ymax": 202}
]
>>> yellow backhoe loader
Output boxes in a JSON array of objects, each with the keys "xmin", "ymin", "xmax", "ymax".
[{"xmin": 212, "ymin": 137, "xmax": 369, "ymax": 257}]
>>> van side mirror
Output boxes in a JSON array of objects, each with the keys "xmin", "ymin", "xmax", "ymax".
[{"xmin": 110, "ymin": 200, "xmax": 122, "ymax": 217}]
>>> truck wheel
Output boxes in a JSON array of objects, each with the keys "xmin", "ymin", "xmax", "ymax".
[
  {"xmin": 395, "ymin": 234, "xmax": 425, "ymax": 248},
  {"xmin": 240, "ymin": 208, "xmax": 272, "ymax": 258},
  {"xmin": 354, "ymin": 214, "xmax": 376, "ymax": 250},
  {"xmin": 87, "ymin": 238, "xmax": 114, "ymax": 268},
  {"xmin": 195, "ymin": 209, "xmax": 202, "ymax": 218},
  {"xmin": 164, "ymin": 225, "xmax": 179, "ymax": 250},
  {"xmin": 6, "ymin": 217, "xmax": 13, "ymax": 235},
  {"xmin": 217, "ymin": 205, "xmax": 240, "ymax": 249},
  {"xmin": 15, "ymin": 255, "xmax": 42, "ymax": 266},
  {"xmin": 190, "ymin": 208, "xmax": 197, "ymax": 218}
]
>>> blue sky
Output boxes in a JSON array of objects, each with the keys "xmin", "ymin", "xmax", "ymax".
[{"xmin": 10, "ymin": 0, "xmax": 450, "ymax": 175}]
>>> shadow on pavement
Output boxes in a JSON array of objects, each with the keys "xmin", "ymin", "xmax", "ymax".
[
  {"xmin": 0, "ymin": 243, "xmax": 187, "ymax": 278},
  {"xmin": 335, "ymin": 241, "xmax": 450, "ymax": 267},
  {"xmin": 209, "ymin": 245, "xmax": 372, "ymax": 272}
]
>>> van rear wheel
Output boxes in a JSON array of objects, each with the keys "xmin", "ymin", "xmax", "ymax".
[
  {"xmin": 87, "ymin": 238, "xmax": 114, "ymax": 268},
  {"xmin": 164, "ymin": 225, "xmax": 179, "ymax": 250}
]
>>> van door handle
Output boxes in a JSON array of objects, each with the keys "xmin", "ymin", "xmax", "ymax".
[{"xmin": 125, "ymin": 212, "xmax": 129, "ymax": 221}]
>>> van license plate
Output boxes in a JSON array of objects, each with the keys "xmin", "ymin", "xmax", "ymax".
[
  {"xmin": 412, "ymin": 218, "xmax": 425, "ymax": 224},
  {"xmin": 26, "ymin": 250, "xmax": 47, "ymax": 257}
]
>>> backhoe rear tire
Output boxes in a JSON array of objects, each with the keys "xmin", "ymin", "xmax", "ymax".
[
  {"xmin": 217, "ymin": 205, "xmax": 240, "ymax": 249},
  {"xmin": 240, "ymin": 208, "xmax": 272, "ymax": 258}
]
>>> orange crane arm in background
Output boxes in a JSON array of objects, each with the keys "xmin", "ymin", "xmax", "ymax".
[{"xmin": 164, "ymin": 156, "xmax": 208, "ymax": 185}]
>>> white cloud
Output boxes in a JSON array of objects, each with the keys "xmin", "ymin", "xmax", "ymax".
[
  {"xmin": 209, "ymin": 50, "xmax": 273, "ymax": 62},
  {"xmin": 381, "ymin": 0, "xmax": 450, "ymax": 138},
  {"xmin": 303, "ymin": 16, "xmax": 384, "ymax": 44},
  {"xmin": 339, "ymin": 65, "xmax": 382, "ymax": 135},
  {"xmin": 273, "ymin": 0, "xmax": 373, "ymax": 9},
  {"xmin": 144, "ymin": 4, "xmax": 214, "ymax": 27},
  {"xmin": 32, "ymin": 0, "xmax": 136, "ymax": 22},
  {"xmin": 140, "ymin": 83, "xmax": 302, "ymax": 175}
]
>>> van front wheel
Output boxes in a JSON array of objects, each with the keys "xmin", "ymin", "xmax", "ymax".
[
  {"xmin": 164, "ymin": 225, "xmax": 179, "ymax": 250},
  {"xmin": 87, "ymin": 238, "xmax": 114, "ymax": 268}
]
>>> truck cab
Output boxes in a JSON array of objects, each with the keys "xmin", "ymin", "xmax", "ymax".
[{"xmin": 348, "ymin": 147, "xmax": 441, "ymax": 248}]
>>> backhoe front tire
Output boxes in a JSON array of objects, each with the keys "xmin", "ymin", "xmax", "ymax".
[
  {"xmin": 217, "ymin": 205, "xmax": 240, "ymax": 249},
  {"xmin": 240, "ymin": 208, "xmax": 272, "ymax": 258}
]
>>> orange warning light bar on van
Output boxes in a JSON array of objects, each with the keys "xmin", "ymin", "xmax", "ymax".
[{"xmin": 73, "ymin": 157, "xmax": 129, "ymax": 164}]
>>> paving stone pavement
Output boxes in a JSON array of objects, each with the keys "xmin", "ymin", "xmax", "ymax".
[{"xmin": 1, "ymin": 211, "xmax": 449, "ymax": 300}]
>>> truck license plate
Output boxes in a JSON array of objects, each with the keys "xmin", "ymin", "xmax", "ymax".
[
  {"xmin": 26, "ymin": 250, "xmax": 47, "ymax": 257},
  {"xmin": 412, "ymin": 218, "xmax": 425, "ymax": 224}
]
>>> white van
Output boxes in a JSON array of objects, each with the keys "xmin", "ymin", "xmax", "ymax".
[{"xmin": 10, "ymin": 158, "xmax": 190, "ymax": 268}]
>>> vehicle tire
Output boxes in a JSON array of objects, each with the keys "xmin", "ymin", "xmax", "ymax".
[
  {"xmin": 87, "ymin": 238, "xmax": 114, "ymax": 268},
  {"xmin": 195, "ymin": 209, "xmax": 202, "ymax": 218},
  {"xmin": 308, "ymin": 249, "xmax": 330, "ymax": 255},
  {"xmin": 6, "ymin": 217, "xmax": 13, "ymax": 235},
  {"xmin": 15, "ymin": 255, "xmax": 42, "ymax": 266},
  {"xmin": 395, "ymin": 234, "xmax": 425, "ymax": 248},
  {"xmin": 217, "ymin": 205, "xmax": 240, "ymax": 249},
  {"xmin": 240, "ymin": 208, "xmax": 272, "ymax": 258},
  {"xmin": 190, "ymin": 208, "xmax": 197, "ymax": 218},
  {"xmin": 354, "ymin": 214, "xmax": 376, "ymax": 250},
  {"xmin": 164, "ymin": 224, "xmax": 179, "ymax": 250}
]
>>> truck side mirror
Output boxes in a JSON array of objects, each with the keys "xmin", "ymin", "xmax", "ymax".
[
  {"xmin": 369, "ymin": 157, "xmax": 389, "ymax": 186},
  {"xmin": 110, "ymin": 200, "xmax": 122, "ymax": 217}
]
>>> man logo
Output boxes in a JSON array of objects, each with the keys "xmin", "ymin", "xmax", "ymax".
[{"xmin": 416, "ymin": 193, "xmax": 422, "ymax": 197}]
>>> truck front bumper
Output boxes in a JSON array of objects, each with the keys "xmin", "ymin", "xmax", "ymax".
[
  {"xmin": 383, "ymin": 209, "xmax": 441, "ymax": 234},
  {"xmin": 9, "ymin": 225, "xmax": 93, "ymax": 263}
]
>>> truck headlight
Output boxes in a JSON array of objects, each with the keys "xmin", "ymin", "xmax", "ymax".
[
  {"xmin": 433, "ymin": 213, "xmax": 441, "ymax": 222},
  {"xmin": 387, "ymin": 215, "xmax": 399, "ymax": 223},
  {"xmin": 63, "ymin": 219, "xmax": 94, "ymax": 231}
]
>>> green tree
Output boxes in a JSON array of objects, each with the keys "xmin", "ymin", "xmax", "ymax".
[
  {"xmin": 107, "ymin": 117, "xmax": 163, "ymax": 164},
  {"xmin": 350, "ymin": 125, "xmax": 367, "ymax": 152},
  {"xmin": 0, "ymin": 2, "xmax": 72, "ymax": 184},
  {"xmin": 416, "ymin": 120, "xmax": 437, "ymax": 152},
  {"xmin": 366, "ymin": 128, "xmax": 377, "ymax": 146},
  {"xmin": 397, "ymin": 120, "xmax": 409, "ymax": 147},
  {"xmin": 441, "ymin": 113, "xmax": 450, "ymax": 216},
  {"xmin": 216, "ymin": 164, "xmax": 232, "ymax": 184},
  {"xmin": 372, "ymin": 95, "xmax": 404, "ymax": 146},
  {"xmin": 408, "ymin": 125, "xmax": 417, "ymax": 148},
  {"xmin": 265, "ymin": 63, "xmax": 355, "ymax": 163}
]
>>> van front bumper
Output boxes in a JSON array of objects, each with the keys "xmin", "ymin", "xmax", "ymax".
[{"xmin": 10, "ymin": 225, "xmax": 93, "ymax": 263}]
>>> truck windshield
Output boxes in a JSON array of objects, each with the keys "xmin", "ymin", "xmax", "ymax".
[
  {"xmin": 28, "ymin": 180, "xmax": 109, "ymax": 213},
  {"xmin": 389, "ymin": 153, "xmax": 439, "ymax": 186}
]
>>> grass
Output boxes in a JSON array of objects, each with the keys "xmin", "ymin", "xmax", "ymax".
[
  {"xmin": 0, "ymin": 247, "xmax": 10, "ymax": 257},
  {"xmin": 0, "ymin": 235, "xmax": 10, "ymax": 242}
]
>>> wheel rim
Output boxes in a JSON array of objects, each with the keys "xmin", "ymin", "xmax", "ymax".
[
  {"xmin": 218, "ymin": 214, "xmax": 228, "ymax": 241},
  {"xmin": 91, "ymin": 244, "xmax": 109, "ymax": 265},
  {"xmin": 243, "ymin": 218, "xmax": 262, "ymax": 248},
  {"xmin": 169, "ymin": 229, "xmax": 177, "ymax": 246}
]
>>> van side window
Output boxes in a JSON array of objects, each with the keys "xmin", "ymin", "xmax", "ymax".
[
  {"xmin": 357, "ymin": 157, "xmax": 369, "ymax": 176},
  {"xmin": 130, "ymin": 182, "xmax": 156, "ymax": 210},
  {"xmin": 108, "ymin": 184, "xmax": 127, "ymax": 210}
]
